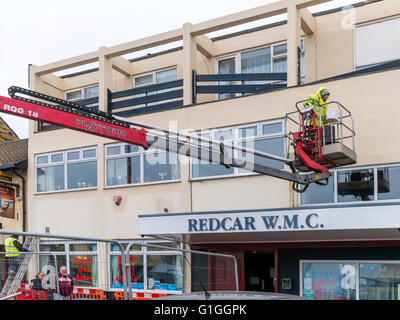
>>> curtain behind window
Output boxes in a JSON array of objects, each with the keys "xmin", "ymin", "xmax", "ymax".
[
  {"xmin": 218, "ymin": 58, "xmax": 236, "ymax": 100},
  {"xmin": 242, "ymin": 47, "xmax": 271, "ymax": 74},
  {"xmin": 242, "ymin": 48, "xmax": 271, "ymax": 95}
]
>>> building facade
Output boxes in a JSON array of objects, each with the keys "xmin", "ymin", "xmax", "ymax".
[
  {"xmin": 26, "ymin": 0, "xmax": 400, "ymax": 299},
  {"xmin": 0, "ymin": 138, "xmax": 28, "ymax": 288}
]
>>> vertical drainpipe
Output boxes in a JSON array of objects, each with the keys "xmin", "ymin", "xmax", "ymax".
[
  {"xmin": 28, "ymin": 64, "xmax": 32, "ymax": 88},
  {"xmin": 12, "ymin": 170, "xmax": 26, "ymax": 233}
]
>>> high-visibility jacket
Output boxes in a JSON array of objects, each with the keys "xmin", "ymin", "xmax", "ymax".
[
  {"xmin": 303, "ymin": 86, "xmax": 329, "ymax": 127},
  {"xmin": 5, "ymin": 237, "xmax": 20, "ymax": 257}
]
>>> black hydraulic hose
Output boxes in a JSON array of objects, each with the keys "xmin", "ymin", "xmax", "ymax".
[{"xmin": 8, "ymin": 86, "xmax": 130, "ymax": 128}]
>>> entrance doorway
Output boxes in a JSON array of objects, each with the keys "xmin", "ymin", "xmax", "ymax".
[{"xmin": 244, "ymin": 251, "xmax": 275, "ymax": 292}]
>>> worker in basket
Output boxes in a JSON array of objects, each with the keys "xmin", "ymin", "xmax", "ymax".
[{"xmin": 303, "ymin": 86, "xmax": 330, "ymax": 127}]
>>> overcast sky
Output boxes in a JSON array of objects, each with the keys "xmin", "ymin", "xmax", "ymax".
[{"xmin": 0, "ymin": 0, "xmax": 360, "ymax": 139}]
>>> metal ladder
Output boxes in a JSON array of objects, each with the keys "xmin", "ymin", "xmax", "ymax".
[{"xmin": 0, "ymin": 236, "xmax": 40, "ymax": 299}]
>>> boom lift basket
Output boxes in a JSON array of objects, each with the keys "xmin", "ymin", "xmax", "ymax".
[{"xmin": 285, "ymin": 100, "xmax": 357, "ymax": 173}]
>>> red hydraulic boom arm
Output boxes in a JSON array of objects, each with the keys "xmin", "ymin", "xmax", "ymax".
[
  {"xmin": 0, "ymin": 87, "xmax": 148, "ymax": 149},
  {"xmin": 0, "ymin": 86, "xmax": 331, "ymax": 192}
]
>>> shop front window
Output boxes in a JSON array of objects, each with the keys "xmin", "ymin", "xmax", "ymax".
[
  {"xmin": 69, "ymin": 244, "xmax": 98, "ymax": 287},
  {"xmin": 302, "ymin": 261, "xmax": 400, "ymax": 300},
  {"xmin": 38, "ymin": 254, "xmax": 67, "ymax": 280},
  {"xmin": 110, "ymin": 254, "xmax": 144, "ymax": 289},
  {"xmin": 146, "ymin": 255, "xmax": 183, "ymax": 291},
  {"xmin": 359, "ymin": 263, "xmax": 400, "ymax": 300},
  {"xmin": 109, "ymin": 241, "xmax": 183, "ymax": 292},
  {"xmin": 70, "ymin": 254, "xmax": 98, "ymax": 287},
  {"xmin": 37, "ymin": 253, "xmax": 67, "ymax": 294},
  {"xmin": 301, "ymin": 262, "xmax": 356, "ymax": 300},
  {"xmin": 38, "ymin": 242, "xmax": 98, "ymax": 288}
]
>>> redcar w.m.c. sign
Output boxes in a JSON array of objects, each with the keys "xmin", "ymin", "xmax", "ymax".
[{"xmin": 138, "ymin": 204, "xmax": 400, "ymax": 236}]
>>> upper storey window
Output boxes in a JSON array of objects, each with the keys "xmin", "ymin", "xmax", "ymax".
[
  {"xmin": 65, "ymin": 85, "xmax": 99, "ymax": 108},
  {"xmin": 133, "ymin": 68, "xmax": 177, "ymax": 107},
  {"xmin": 37, "ymin": 85, "xmax": 99, "ymax": 132},
  {"xmin": 36, "ymin": 147, "xmax": 98, "ymax": 193},
  {"xmin": 190, "ymin": 120, "xmax": 285, "ymax": 180},
  {"xmin": 355, "ymin": 17, "xmax": 400, "ymax": 70},
  {"xmin": 105, "ymin": 143, "xmax": 180, "ymax": 187},
  {"xmin": 300, "ymin": 164, "xmax": 400, "ymax": 205},
  {"xmin": 217, "ymin": 43, "xmax": 287, "ymax": 100}
]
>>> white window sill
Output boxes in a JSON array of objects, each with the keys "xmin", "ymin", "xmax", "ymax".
[
  {"xmin": 189, "ymin": 171, "xmax": 272, "ymax": 182},
  {"xmin": 34, "ymin": 187, "xmax": 98, "ymax": 195},
  {"xmin": 104, "ymin": 179, "xmax": 181, "ymax": 189}
]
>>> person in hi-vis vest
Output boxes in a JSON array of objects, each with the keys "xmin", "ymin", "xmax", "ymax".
[
  {"xmin": 5, "ymin": 235, "xmax": 29, "ymax": 277},
  {"xmin": 303, "ymin": 87, "xmax": 330, "ymax": 127}
]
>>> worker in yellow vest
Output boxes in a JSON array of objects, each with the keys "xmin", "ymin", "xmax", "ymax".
[
  {"xmin": 5, "ymin": 235, "xmax": 29, "ymax": 277},
  {"xmin": 303, "ymin": 87, "xmax": 330, "ymax": 127}
]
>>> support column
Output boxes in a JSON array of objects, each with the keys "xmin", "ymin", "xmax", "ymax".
[
  {"xmin": 305, "ymin": 33, "xmax": 318, "ymax": 83},
  {"xmin": 183, "ymin": 234, "xmax": 192, "ymax": 293},
  {"xmin": 300, "ymin": 8, "xmax": 317, "ymax": 83},
  {"xmin": 98, "ymin": 242, "xmax": 109, "ymax": 290},
  {"xmin": 29, "ymin": 65, "xmax": 46, "ymax": 134},
  {"xmin": 182, "ymin": 23, "xmax": 197, "ymax": 106},
  {"xmin": 287, "ymin": 4, "xmax": 302, "ymax": 87},
  {"xmin": 98, "ymin": 46, "xmax": 113, "ymax": 113}
]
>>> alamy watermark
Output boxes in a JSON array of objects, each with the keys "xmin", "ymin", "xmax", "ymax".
[
  {"xmin": 145, "ymin": 120, "xmax": 257, "ymax": 171},
  {"xmin": 341, "ymin": 5, "xmax": 356, "ymax": 30}
]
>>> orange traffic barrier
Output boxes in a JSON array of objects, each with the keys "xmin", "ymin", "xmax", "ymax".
[
  {"xmin": 16, "ymin": 285, "xmax": 167, "ymax": 300},
  {"xmin": 114, "ymin": 290, "xmax": 125, "ymax": 300},
  {"xmin": 113, "ymin": 290, "xmax": 167, "ymax": 300},
  {"xmin": 72, "ymin": 288, "xmax": 107, "ymax": 300}
]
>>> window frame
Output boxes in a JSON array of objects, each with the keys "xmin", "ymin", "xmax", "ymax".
[
  {"xmin": 38, "ymin": 241, "xmax": 99, "ymax": 289},
  {"xmin": 65, "ymin": 85, "xmax": 99, "ymax": 100},
  {"xmin": 132, "ymin": 67, "xmax": 178, "ymax": 107},
  {"xmin": 354, "ymin": 16, "xmax": 400, "ymax": 71},
  {"xmin": 133, "ymin": 67, "xmax": 178, "ymax": 87},
  {"xmin": 104, "ymin": 142, "xmax": 181, "ymax": 188},
  {"xmin": 299, "ymin": 163, "xmax": 400, "ymax": 206},
  {"xmin": 65, "ymin": 84, "xmax": 99, "ymax": 107},
  {"xmin": 189, "ymin": 119, "xmax": 286, "ymax": 181},
  {"xmin": 35, "ymin": 147, "xmax": 98, "ymax": 194}
]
